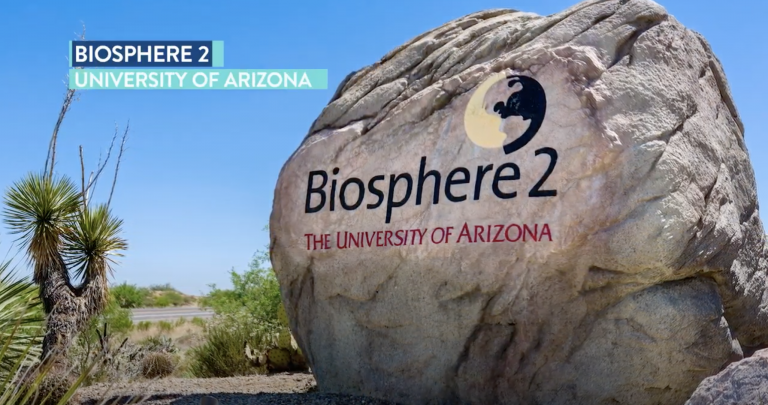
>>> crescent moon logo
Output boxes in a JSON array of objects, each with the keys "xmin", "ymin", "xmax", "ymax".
[{"xmin": 463, "ymin": 73, "xmax": 547, "ymax": 155}]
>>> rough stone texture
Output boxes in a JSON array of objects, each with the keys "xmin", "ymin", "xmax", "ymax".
[
  {"xmin": 686, "ymin": 349, "xmax": 768, "ymax": 405},
  {"xmin": 270, "ymin": 0, "xmax": 768, "ymax": 404}
]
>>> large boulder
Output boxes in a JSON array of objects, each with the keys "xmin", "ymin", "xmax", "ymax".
[
  {"xmin": 269, "ymin": 0, "xmax": 768, "ymax": 404},
  {"xmin": 686, "ymin": 349, "xmax": 768, "ymax": 405}
]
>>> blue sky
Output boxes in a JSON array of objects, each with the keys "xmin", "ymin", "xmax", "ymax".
[{"xmin": 0, "ymin": 1, "xmax": 765, "ymax": 295}]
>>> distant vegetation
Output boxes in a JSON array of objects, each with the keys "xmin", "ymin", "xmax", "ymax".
[
  {"xmin": 149, "ymin": 283, "xmax": 175, "ymax": 291},
  {"xmin": 110, "ymin": 282, "xmax": 196, "ymax": 308},
  {"xmin": 76, "ymin": 247, "xmax": 305, "ymax": 381},
  {"xmin": 199, "ymin": 250, "xmax": 283, "ymax": 324}
]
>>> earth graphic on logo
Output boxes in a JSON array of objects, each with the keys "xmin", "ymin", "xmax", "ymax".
[{"xmin": 463, "ymin": 72, "xmax": 547, "ymax": 154}]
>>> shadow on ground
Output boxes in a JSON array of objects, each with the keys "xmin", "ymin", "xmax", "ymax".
[{"xmin": 83, "ymin": 392, "xmax": 399, "ymax": 405}]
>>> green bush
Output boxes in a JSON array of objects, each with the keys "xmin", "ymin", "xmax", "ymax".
[
  {"xmin": 191, "ymin": 317, "xmax": 207, "ymax": 328},
  {"xmin": 156, "ymin": 320, "xmax": 174, "ymax": 333},
  {"xmin": 191, "ymin": 242, "xmax": 293, "ymax": 379},
  {"xmin": 109, "ymin": 281, "xmax": 196, "ymax": 309},
  {"xmin": 84, "ymin": 295, "xmax": 133, "ymax": 339},
  {"xmin": 200, "ymin": 250, "xmax": 283, "ymax": 325},
  {"xmin": 174, "ymin": 317, "xmax": 187, "ymax": 327},
  {"xmin": 139, "ymin": 289, "xmax": 194, "ymax": 308},
  {"xmin": 188, "ymin": 319, "xmax": 259, "ymax": 378},
  {"xmin": 110, "ymin": 282, "xmax": 150, "ymax": 309},
  {"xmin": 148, "ymin": 283, "xmax": 175, "ymax": 292},
  {"xmin": 136, "ymin": 321, "xmax": 152, "ymax": 331},
  {"xmin": 151, "ymin": 290, "xmax": 187, "ymax": 307}
]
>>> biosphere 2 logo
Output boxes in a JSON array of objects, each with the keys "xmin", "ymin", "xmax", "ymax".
[
  {"xmin": 464, "ymin": 72, "xmax": 547, "ymax": 154},
  {"xmin": 302, "ymin": 71, "xmax": 559, "ymax": 227}
]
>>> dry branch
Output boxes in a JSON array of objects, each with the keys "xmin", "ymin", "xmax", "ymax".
[
  {"xmin": 44, "ymin": 25, "xmax": 87, "ymax": 179},
  {"xmin": 44, "ymin": 89, "xmax": 76, "ymax": 180},
  {"xmin": 84, "ymin": 123, "xmax": 119, "ymax": 196},
  {"xmin": 79, "ymin": 145, "xmax": 86, "ymax": 206},
  {"xmin": 108, "ymin": 123, "xmax": 129, "ymax": 209}
]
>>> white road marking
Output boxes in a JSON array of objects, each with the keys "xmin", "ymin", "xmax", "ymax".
[{"xmin": 130, "ymin": 307, "xmax": 215, "ymax": 322}]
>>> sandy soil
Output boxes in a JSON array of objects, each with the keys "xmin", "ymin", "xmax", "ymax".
[{"xmin": 78, "ymin": 372, "xmax": 397, "ymax": 404}]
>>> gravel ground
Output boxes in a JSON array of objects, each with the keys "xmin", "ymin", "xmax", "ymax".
[{"xmin": 78, "ymin": 372, "xmax": 398, "ymax": 405}]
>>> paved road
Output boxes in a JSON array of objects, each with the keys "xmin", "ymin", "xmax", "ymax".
[{"xmin": 131, "ymin": 307, "xmax": 215, "ymax": 322}]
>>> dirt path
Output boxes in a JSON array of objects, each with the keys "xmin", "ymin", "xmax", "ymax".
[{"xmin": 78, "ymin": 372, "xmax": 397, "ymax": 405}]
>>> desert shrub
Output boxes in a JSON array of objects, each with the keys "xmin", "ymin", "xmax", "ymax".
[
  {"xmin": 136, "ymin": 321, "xmax": 152, "ymax": 331},
  {"xmin": 174, "ymin": 317, "xmax": 187, "ymax": 327},
  {"xmin": 188, "ymin": 322, "xmax": 253, "ymax": 378},
  {"xmin": 80, "ymin": 295, "xmax": 133, "ymax": 344},
  {"xmin": 188, "ymin": 313, "xmax": 275, "ymax": 378},
  {"xmin": 200, "ymin": 250, "xmax": 283, "ymax": 325},
  {"xmin": 191, "ymin": 242, "xmax": 299, "ymax": 378},
  {"xmin": 139, "ymin": 335, "xmax": 178, "ymax": 354},
  {"xmin": 69, "ymin": 295, "xmax": 134, "ymax": 386},
  {"xmin": 71, "ymin": 333, "xmax": 180, "ymax": 385},
  {"xmin": 191, "ymin": 317, "xmax": 207, "ymax": 328},
  {"xmin": 71, "ymin": 322, "xmax": 146, "ymax": 386},
  {"xmin": 144, "ymin": 290, "xmax": 193, "ymax": 308},
  {"xmin": 157, "ymin": 291, "xmax": 185, "ymax": 307},
  {"xmin": 104, "ymin": 303, "xmax": 134, "ymax": 334},
  {"xmin": 156, "ymin": 320, "xmax": 174, "ymax": 333},
  {"xmin": 141, "ymin": 352, "xmax": 176, "ymax": 379},
  {"xmin": 171, "ymin": 353, "xmax": 192, "ymax": 378},
  {"xmin": 149, "ymin": 283, "xmax": 175, "ymax": 292},
  {"xmin": 110, "ymin": 282, "xmax": 150, "ymax": 309}
]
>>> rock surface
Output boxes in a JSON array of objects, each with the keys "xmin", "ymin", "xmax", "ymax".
[
  {"xmin": 686, "ymin": 349, "xmax": 768, "ymax": 405},
  {"xmin": 270, "ymin": 0, "xmax": 767, "ymax": 404}
]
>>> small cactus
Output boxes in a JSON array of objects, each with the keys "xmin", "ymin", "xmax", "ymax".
[
  {"xmin": 266, "ymin": 348, "xmax": 292, "ymax": 372},
  {"xmin": 277, "ymin": 329, "xmax": 292, "ymax": 350},
  {"xmin": 243, "ymin": 326, "xmax": 309, "ymax": 373},
  {"xmin": 277, "ymin": 304, "xmax": 289, "ymax": 326},
  {"xmin": 141, "ymin": 351, "xmax": 176, "ymax": 379}
]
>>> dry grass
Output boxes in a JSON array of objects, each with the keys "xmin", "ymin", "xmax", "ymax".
[{"xmin": 129, "ymin": 324, "xmax": 205, "ymax": 351}]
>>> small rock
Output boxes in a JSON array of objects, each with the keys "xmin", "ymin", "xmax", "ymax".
[{"xmin": 686, "ymin": 349, "xmax": 768, "ymax": 405}]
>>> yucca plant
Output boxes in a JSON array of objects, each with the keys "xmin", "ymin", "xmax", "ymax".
[
  {"xmin": 0, "ymin": 259, "xmax": 94, "ymax": 405},
  {"xmin": 0, "ymin": 260, "xmax": 44, "ymax": 383},
  {"xmin": 0, "ymin": 26, "xmax": 134, "ymax": 403},
  {"xmin": 3, "ymin": 172, "xmax": 128, "ymax": 364},
  {"xmin": 0, "ymin": 326, "xmax": 103, "ymax": 405}
]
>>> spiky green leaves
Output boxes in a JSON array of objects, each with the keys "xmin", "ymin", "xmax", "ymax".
[
  {"xmin": 2, "ymin": 173, "xmax": 80, "ymax": 283},
  {"xmin": 0, "ymin": 260, "xmax": 43, "ymax": 381},
  {"xmin": 2, "ymin": 172, "xmax": 127, "ymax": 293},
  {"xmin": 63, "ymin": 204, "xmax": 127, "ymax": 283}
]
